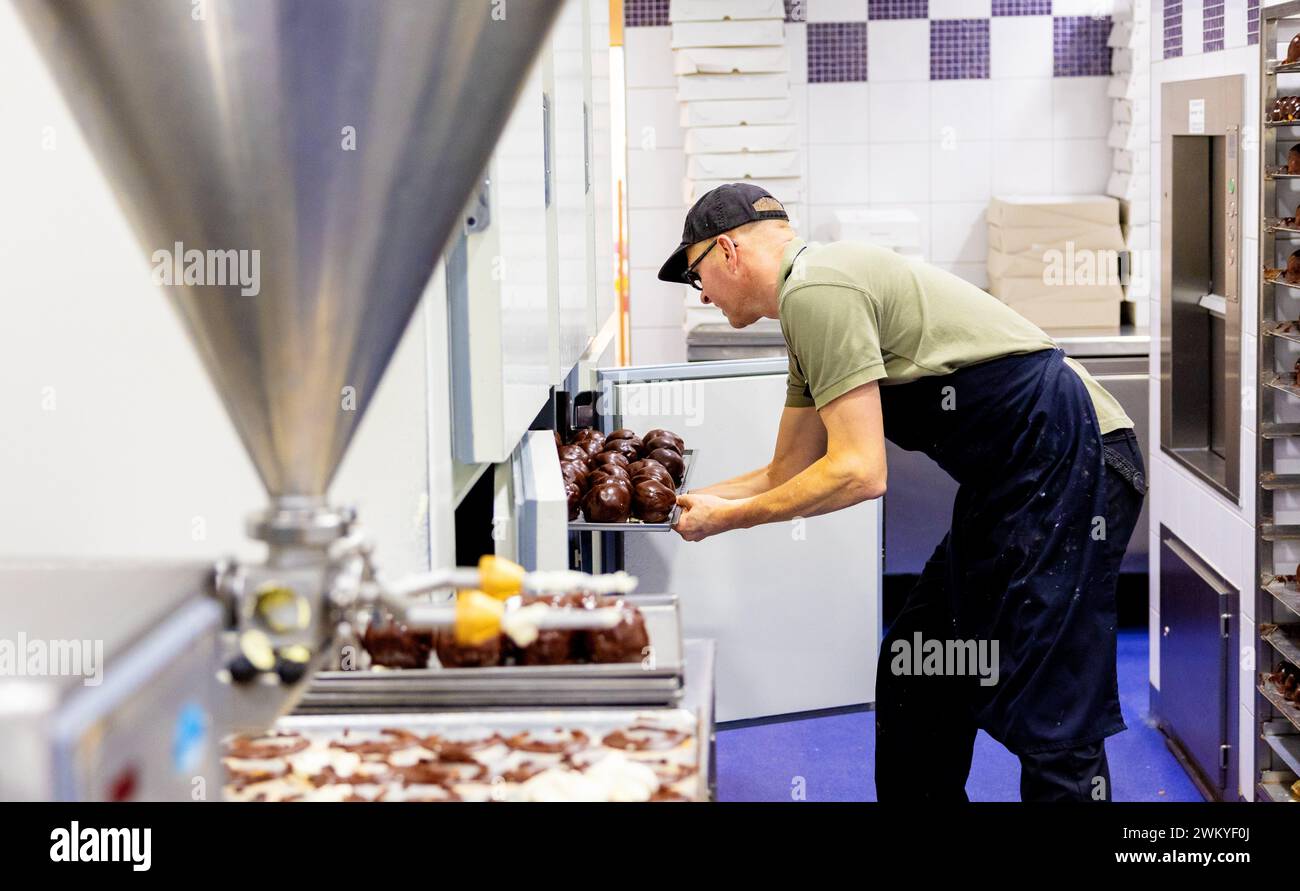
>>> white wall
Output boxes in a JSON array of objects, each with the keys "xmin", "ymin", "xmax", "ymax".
[{"xmin": 623, "ymin": 4, "xmax": 1120, "ymax": 365}]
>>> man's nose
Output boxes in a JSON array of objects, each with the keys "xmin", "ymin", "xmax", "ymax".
[{"xmin": 699, "ymin": 292, "xmax": 712, "ymax": 305}]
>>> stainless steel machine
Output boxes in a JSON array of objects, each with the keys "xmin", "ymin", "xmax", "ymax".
[{"xmin": 1159, "ymin": 75, "xmax": 1245, "ymax": 504}]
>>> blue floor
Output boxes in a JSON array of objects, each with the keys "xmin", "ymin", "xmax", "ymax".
[{"xmin": 715, "ymin": 628, "xmax": 1204, "ymax": 802}]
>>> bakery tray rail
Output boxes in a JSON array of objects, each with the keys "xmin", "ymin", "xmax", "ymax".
[
  {"xmin": 1261, "ymin": 623, "xmax": 1300, "ymax": 671},
  {"xmin": 1261, "ymin": 576, "xmax": 1300, "ymax": 617}
]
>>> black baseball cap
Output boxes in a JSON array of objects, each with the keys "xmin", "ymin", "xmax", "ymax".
[{"xmin": 656, "ymin": 183, "xmax": 789, "ymax": 283}]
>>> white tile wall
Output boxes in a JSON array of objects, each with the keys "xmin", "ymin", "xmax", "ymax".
[{"xmin": 624, "ymin": 18, "xmax": 1124, "ymax": 364}]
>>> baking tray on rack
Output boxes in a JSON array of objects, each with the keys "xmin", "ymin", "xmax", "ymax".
[
  {"xmin": 272, "ymin": 707, "xmax": 709, "ymax": 802},
  {"xmin": 568, "ymin": 448, "xmax": 697, "ymax": 532},
  {"xmin": 296, "ymin": 595, "xmax": 684, "ymax": 712}
]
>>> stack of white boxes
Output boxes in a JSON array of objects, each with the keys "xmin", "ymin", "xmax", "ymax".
[
  {"xmin": 1106, "ymin": 0, "xmax": 1152, "ymax": 304},
  {"xmin": 987, "ymin": 195, "xmax": 1127, "ymax": 331},
  {"xmin": 670, "ymin": 0, "xmax": 802, "ymax": 209}
]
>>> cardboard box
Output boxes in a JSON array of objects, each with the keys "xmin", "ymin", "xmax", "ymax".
[
  {"xmin": 684, "ymin": 176, "xmax": 803, "ymax": 204},
  {"xmin": 987, "ymin": 245, "xmax": 1123, "ymax": 281},
  {"xmin": 987, "ymin": 194, "xmax": 1121, "ymax": 230},
  {"xmin": 671, "ymin": 20, "xmax": 785, "ymax": 48},
  {"xmin": 676, "ymin": 72, "xmax": 789, "ymax": 102},
  {"xmin": 996, "ymin": 293, "xmax": 1122, "ymax": 331},
  {"xmin": 991, "ymin": 274, "xmax": 1123, "ymax": 305},
  {"xmin": 674, "ymin": 46, "xmax": 789, "ymax": 75},
  {"xmin": 987, "ymin": 223, "xmax": 1128, "ymax": 255},
  {"xmin": 688, "ymin": 150, "xmax": 800, "ymax": 179},
  {"xmin": 680, "ymin": 97, "xmax": 795, "ymax": 127},
  {"xmin": 685, "ymin": 124, "xmax": 798, "ymax": 153},
  {"xmin": 669, "ymin": 0, "xmax": 785, "ymax": 22}
]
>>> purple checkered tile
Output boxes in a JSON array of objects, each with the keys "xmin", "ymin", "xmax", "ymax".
[
  {"xmin": 931, "ymin": 19, "xmax": 990, "ymax": 80},
  {"xmin": 1249, "ymin": 0, "xmax": 1261, "ymax": 46},
  {"xmin": 1203, "ymin": 1, "xmax": 1224, "ymax": 52},
  {"xmin": 992, "ymin": 0, "xmax": 1051, "ymax": 15},
  {"xmin": 625, "ymin": 0, "xmax": 669, "ymax": 27},
  {"xmin": 808, "ymin": 21, "xmax": 868, "ymax": 82},
  {"xmin": 1054, "ymin": 15, "xmax": 1112, "ymax": 76},
  {"xmin": 869, "ymin": 0, "xmax": 927, "ymax": 20},
  {"xmin": 1163, "ymin": 0, "xmax": 1182, "ymax": 59}
]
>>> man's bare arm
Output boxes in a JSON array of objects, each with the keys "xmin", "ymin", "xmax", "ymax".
[
  {"xmin": 726, "ymin": 383, "xmax": 886, "ymax": 527},
  {"xmin": 690, "ymin": 405, "xmax": 827, "ymax": 499}
]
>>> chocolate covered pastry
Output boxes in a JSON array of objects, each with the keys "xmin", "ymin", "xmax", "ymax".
[
  {"xmin": 633, "ymin": 478, "xmax": 677, "ymax": 523},
  {"xmin": 557, "ymin": 444, "xmax": 589, "ymax": 465},
  {"xmin": 432, "ymin": 627, "xmax": 503, "ymax": 668},
  {"xmin": 647, "ymin": 447, "xmax": 686, "ymax": 485},
  {"xmin": 583, "ymin": 480, "xmax": 632, "ymax": 522},
  {"xmin": 585, "ymin": 601, "xmax": 650, "ymax": 663},
  {"xmin": 363, "ymin": 618, "xmax": 435, "ymax": 669},
  {"xmin": 506, "ymin": 728, "xmax": 590, "ymax": 755},
  {"xmin": 601, "ymin": 439, "xmax": 643, "ymax": 461},
  {"xmin": 631, "ymin": 463, "xmax": 674, "ymax": 490},
  {"xmin": 594, "ymin": 451, "xmax": 630, "ymax": 469},
  {"xmin": 560, "ymin": 461, "xmax": 588, "ymax": 488},
  {"xmin": 643, "ymin": 428, "xmax": 684, "ymax": 451},
  {"xmin": 1288, "ymin": 34, "xmax": 1300, "ymax": 65},
  {"xmin": 564, "ymin": 480, "xmax": 582, "ymax": 521},
  {"xmin": 605, "ymin": 428, "xmax": 641, "ymax": 445}
]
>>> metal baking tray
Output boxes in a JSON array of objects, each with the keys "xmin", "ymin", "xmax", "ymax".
[
  {"xmin": 569, "ymin": 449, "xmax": 696, "ymax": 532},
  {"xmin": 297, "ymin": 595, "xmax": 684, "ymax": 711},
  {"xmin": 273, "ymin": 707, "xmax": 709, "ymax": 801}
]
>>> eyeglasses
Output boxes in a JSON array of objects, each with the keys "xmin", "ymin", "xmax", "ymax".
[{"xmin": 682, "ymin": 238, "xmax": 722, "ymax": 291}]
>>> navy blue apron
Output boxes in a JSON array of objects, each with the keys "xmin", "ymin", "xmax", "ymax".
[{"xmin": 878, "ymin": 347, "xmax": 1126, "ymax": 754}]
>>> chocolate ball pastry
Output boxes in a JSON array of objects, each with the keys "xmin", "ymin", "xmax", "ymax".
[
  {"xmin": 564, "ymin": 480, "xmax": 583, "ymax": 521},
  {"xmin": 577, "ymin": 437, "xmax": 604, "ymax": 459},
  {"xmin": 362, "ymin": 618, "xmax": 434, "ymax": 669},
  {"xmin": 585, "ymin": 601, "xmax": 650, "ymax": 663},
  {"xmin": 647, "ymin": 447, "xmax": 686, "ymax": 485},
  {"xmin": 590, "ymin": 463, "xmax": 630, "ymax": 481},
  {"xmin": 1288, "ymin": 33, "xmax": 1300, "ymax": 65},
  {"xmin": 557, "ymin": 444, "xmax": 589, "ymax": 465},
  {"xmin": 643, "ymin": 428, "xmax": 684, "ymax": 450},
  {"xmin": 602, "ymin": 439, "xmax": 643, "ymax": 461},
  {"xmin": 570, "ymin": 427, "xmax": 602, "ymax": 445},
  {"xmin": 642, "ymin": 434, "xmax": 682, "ymax": 455},
  {"xmin": 560, "ymin": 461, "xmax": 588, "ymax": 488},
  {"xmin": 588, "ymin": 475, "xmax": 633, "ymax": 501},
  {"xmin": 605, "ymin": 428, "xmax": 641, "ymax": 444},
  {"xmin": 593, "ymin": 451, "xmax": 630, "ymax": 469},
  {"xmin": 432, "ymin": 627, "xmax": 503, "ymax": 668},
  {"xmin": 583, "ymin": 480, "xmax": 632, "ymax": 522},
  {"xmin": 633, "ymin": 478, "xmax": 677, "ymax": 523},
  {"xmin": 631, "ymin": 463, "xmax": 675, "ymax": 490}
]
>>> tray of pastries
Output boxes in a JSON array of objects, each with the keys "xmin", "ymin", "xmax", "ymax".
[
  {"xmin": 558, "ymin": 426, "xmax": 695, "ymax": 531},
  {"xmin": 222, "ymin": 709, "xmax": 705, "ymax": 802},
  {"xmin": 296, "ymin": 594, "xmax": 684, "ymax": 711}
]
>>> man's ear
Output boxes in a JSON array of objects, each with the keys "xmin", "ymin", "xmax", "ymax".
[{"xmin": 720, "ymin": 235, "xmax": 739, "ymax": 271}]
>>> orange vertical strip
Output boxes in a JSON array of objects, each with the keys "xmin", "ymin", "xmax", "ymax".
[
  {"xmin": 617, "ymin": 178, "xmax": 628, "ymax": 365},
  {"xmin": 610, "ymin": 0, "xmax": 624, "ymax": 46}
]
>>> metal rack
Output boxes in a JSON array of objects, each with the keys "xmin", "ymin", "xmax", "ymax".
[{"xmin": 1256, "ymin": 1, "xmax": 1300, "ymax": 803}]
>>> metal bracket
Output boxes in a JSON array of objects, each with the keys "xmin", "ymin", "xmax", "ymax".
[{"xmin": 464, "ymin": 178, "xmax": 491, "ymax": 234}]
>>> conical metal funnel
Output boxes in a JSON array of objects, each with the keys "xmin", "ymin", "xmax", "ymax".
[{"xmin": 16, "ymin": 0, "xmax": 559, "ymax": 504}]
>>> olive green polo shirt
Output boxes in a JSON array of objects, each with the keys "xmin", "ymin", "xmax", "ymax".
[{"xmin": 778, "ymin": 238, "xmax": 1133, "ymax": 435}]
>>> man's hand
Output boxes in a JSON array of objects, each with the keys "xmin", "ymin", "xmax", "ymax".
[{"xmin": 673, "ymin": 492, "xmax": 737, "ymax": 542}]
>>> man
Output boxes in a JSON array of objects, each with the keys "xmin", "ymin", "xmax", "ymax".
[{"xmin": 659, "ymin": 183, "xmax": 1146, "ymax": 802}]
